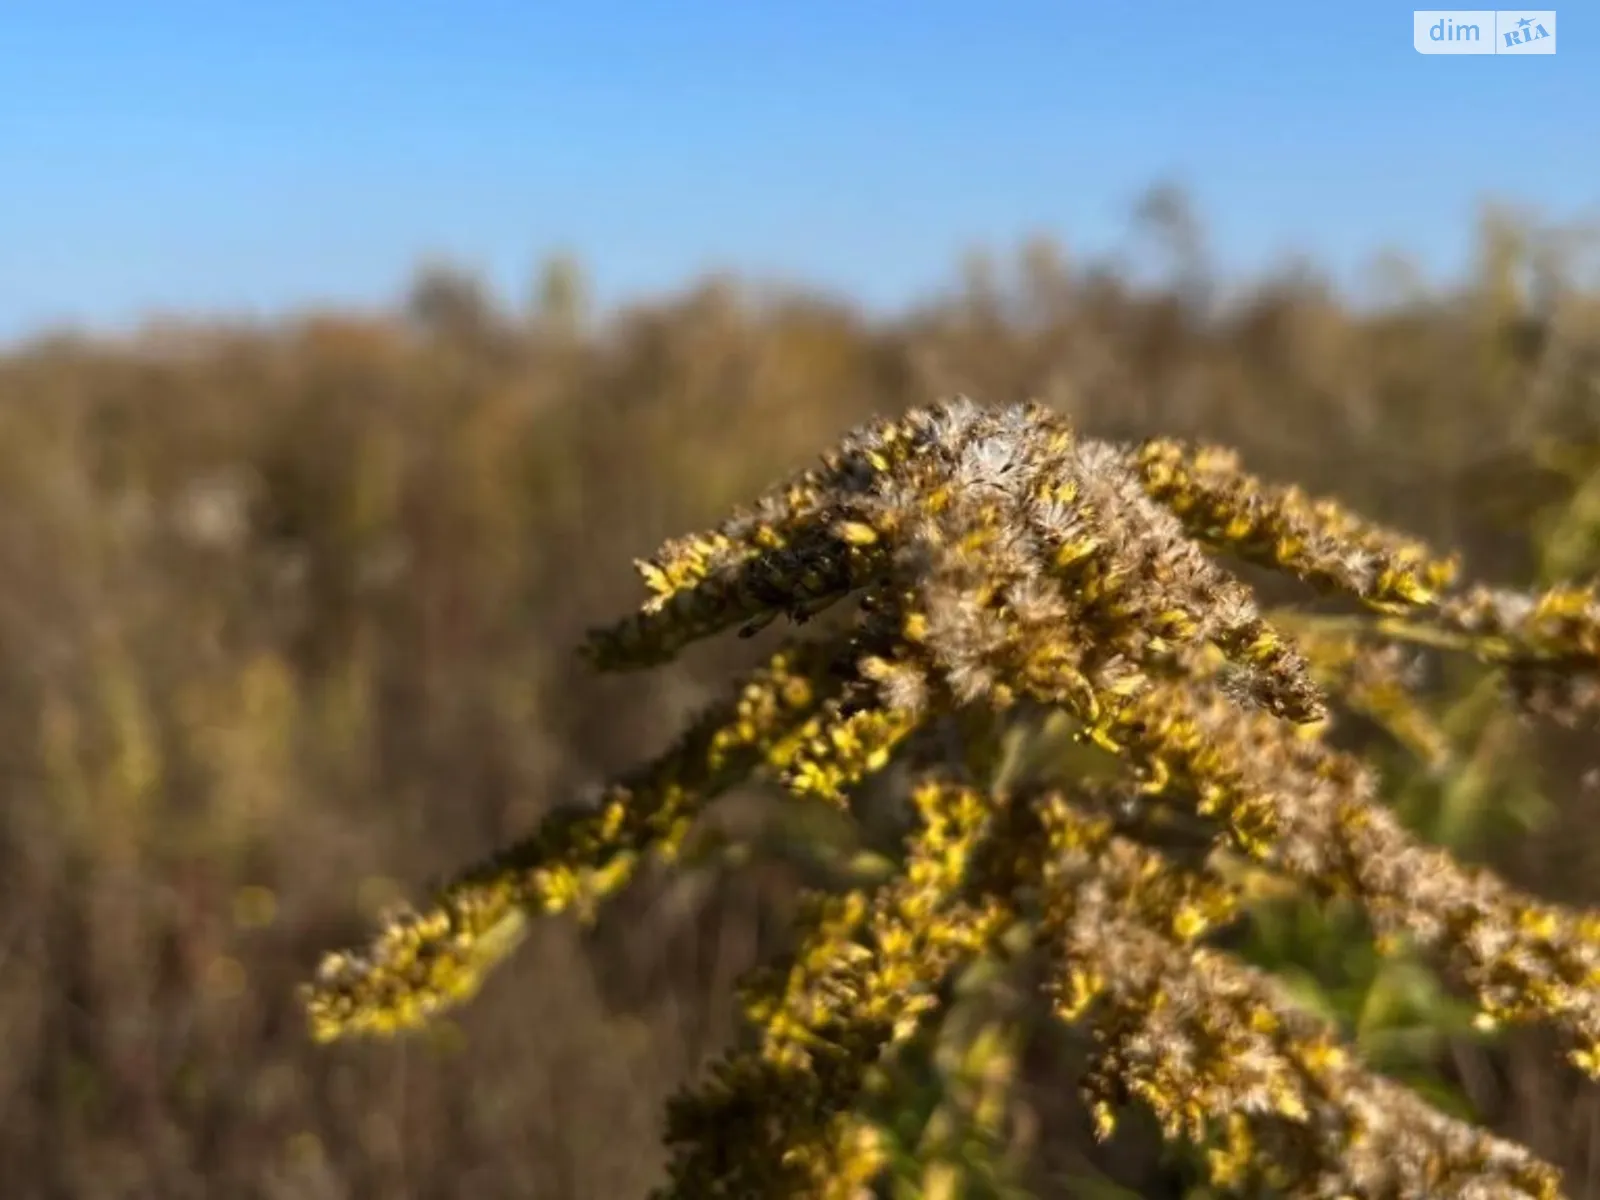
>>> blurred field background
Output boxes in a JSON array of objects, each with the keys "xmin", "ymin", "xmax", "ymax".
[{"xmin": 3, "ymin": 198, "xmax": 1600, "ymax": 1198}]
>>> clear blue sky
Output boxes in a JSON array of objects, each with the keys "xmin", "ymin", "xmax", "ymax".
[{"xmin": 1, "ymin": 1, "xmax": 1594, "ymax": 341}]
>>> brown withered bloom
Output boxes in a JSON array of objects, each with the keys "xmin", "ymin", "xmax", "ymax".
[{"xmin": 304, "ymin": 397, "xmax": 1600, "ymax": 1199}]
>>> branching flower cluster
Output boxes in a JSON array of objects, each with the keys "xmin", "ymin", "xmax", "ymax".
[{"xmin": 304, "ymin": 398, "xmax": 1600, "ymax": 1198}]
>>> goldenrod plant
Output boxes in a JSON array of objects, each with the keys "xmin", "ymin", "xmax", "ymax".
[{"xmin": 305, "ymin": 397, "xmax": 1600, "ymax": 1198}]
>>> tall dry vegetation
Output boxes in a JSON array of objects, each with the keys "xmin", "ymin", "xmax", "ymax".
[{"xmin": 2, "ymin": 197, "xmax": 1599, "ymax": 1197}]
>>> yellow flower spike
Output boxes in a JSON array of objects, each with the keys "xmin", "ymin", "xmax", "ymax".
[
  {"xmin": 1171, "ymin": 903, "xmax": 1209, "ymax": 941},
  {"xmin": 1138, "ymin": 756, "xmax": 1171, "ymax": 795},
  {"xmin": 1570, "ymin": 1044, "xmax": 1600, "ymax": 1080},
  {"xmin": 635, "ymin": 558, "xmax": 672, "ymax": 595},
  {"xmin": 305, "ymin": 400, "xmax": 1598, "ymax": 1200},
  {"xmin": 835, "ymin": 520, "xmax": 879, "ymax": 546}
]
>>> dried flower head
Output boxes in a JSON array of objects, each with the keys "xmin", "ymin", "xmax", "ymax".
[{"xmin": 304, "ymin": 398, "xmax": 1600, "ymax": 1198}]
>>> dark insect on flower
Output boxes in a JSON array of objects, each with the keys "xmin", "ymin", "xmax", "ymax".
[{"xmin": 304, "ymin": 398, "xmax": 1600, "ymax": 1199}]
